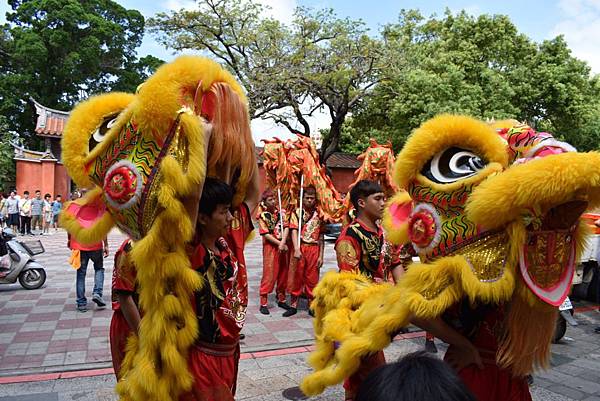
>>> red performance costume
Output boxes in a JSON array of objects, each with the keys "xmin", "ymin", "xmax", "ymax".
[
  {"xmin": 444, "ymin": 303, "xmax": 531, "ymax": 401},
  {"xmin": 287, "ymin": 207, "xmax": 324, "ymax": 308},
  {"xmin": 182, "ymin": 204, "xmax": 252, "ymax": 401},
  {"xmin": 258, "ymin": 208, "xmax": 288, "ymax": 306},
  {"xmin": 109, "ymin": 239, "xmax": 137, "ymax": 378},
  {"xmin": 335, "ymin": 220, "xmax": 400, "ymax": 399}
]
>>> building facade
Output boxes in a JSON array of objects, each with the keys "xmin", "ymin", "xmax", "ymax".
[{"xmin": 13, "ymin": 99, "xmax": 70, "ymax": 198}]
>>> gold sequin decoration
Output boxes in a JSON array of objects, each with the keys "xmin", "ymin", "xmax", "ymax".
[
  {"xmin": 454, "ymin": 232, "xmax": 508, "ymax": 283},
  {"xmin": 422, "ymin": 277, "xmax": 455, "ymax": 300},
  {"xmin": 523, "ymin": 231, "xmax": 571, "ymax": 289}
]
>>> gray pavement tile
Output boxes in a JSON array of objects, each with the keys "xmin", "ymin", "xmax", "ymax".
[
  {"xmin": 531, "ymin": 386, "xmax": 576, "ymax": 401},
  {"xmin": 0, "ymin": 393, "xmax": 59, "ymax": 401},
  {"xmin": 583, "ymin": 396, "xmax": 600, "ymax": 401},
  {"xmin": 546, "ymin": 385, "xmax": 588, "ymax": 400},
  {"xmin": 272, "ymin": 330, "xmax": 313, "ymax": 343}
]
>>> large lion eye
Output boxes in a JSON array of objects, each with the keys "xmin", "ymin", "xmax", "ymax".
[
  {"xmin": 89, "ymin": 113, "xmax": 120, "ymax": 151},
  {"xmin": 421, "ymin": 147, "xmax": 487, "ymax": 184}
]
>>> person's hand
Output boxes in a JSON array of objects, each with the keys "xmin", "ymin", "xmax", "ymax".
[
  {"xmin": 595, "ymin": 219, "xmax": 600, "ymax": 228},
  {"xmin": 103, "ymin": 246, "xmax": 109, "ymax": 258},
  {"xmin": 278, "ymin": 242, "xmax": 288, "ymax": 252},
  {"xmin": 445, "ymin": 344, "xmax": 483, "ymax": 372},
  {"xmin": 294, "ymin": 250, "xmax": 302, "ymax": 260},
  {"xmin": 317, "ymin": 257, "xmax": 323, "ymax": 268}
]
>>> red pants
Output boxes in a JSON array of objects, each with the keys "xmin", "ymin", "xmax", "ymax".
[
  {"xmin": 343, "ymin": 351, "xmax": 386, "ymax": 400},
  {"xmin": 259, "ymin": 241, "xmax": 288, "ymax": 306},
  {"xmin": 287, "ymin": 243, "xmax": 320, "ymax": 308},
  {"xmin": 109, "ymin": 310, "xmax": 132, "ymax": 378},
  {"xmin": 448, "ymin": 347, "xmax": 532, "ymax": 401},
  {"xmin": 180, "ymin": 341, "xmax": 241, "ymax": 401}
]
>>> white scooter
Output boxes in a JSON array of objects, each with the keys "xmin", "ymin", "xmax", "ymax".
[{"xmin": 0, "ymin": 228, "xmax": 47, "ymax": 290}]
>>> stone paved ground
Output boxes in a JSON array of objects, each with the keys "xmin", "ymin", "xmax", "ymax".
[
  {"xmin": 2, "ymin": 228, "xmax": 600, "ymax": 400},
  {"xmin": 0, "ymin": 228, "xmax": 338, "ymax": 374}
]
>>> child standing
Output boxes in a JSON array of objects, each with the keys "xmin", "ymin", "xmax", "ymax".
[
  {"xmin": 335, "ymin": 180, "xmax": 406, "ymax": 400},
  {"xmin": 109, "ymin": 239, "xmax": 140, "ymax": 378},
  {"xmin": 182, "ymin": 178, "xmax": 252, "ymax": 401},
  {"xmin": 258, "ymin": 189, "xmax": 290, "ymax": 315},
  {"xmin": 284, "ymin": 186, "xmax": 324, "ymax": 317}
]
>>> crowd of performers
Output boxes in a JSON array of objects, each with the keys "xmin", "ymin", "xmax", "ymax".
[
  {"xmin": 108, "ymin": 176, "xmax": 518, "ymax": 401},
  {"xmin": 60, "ymin": 57, "xmax": 600, "ymax": 401}
]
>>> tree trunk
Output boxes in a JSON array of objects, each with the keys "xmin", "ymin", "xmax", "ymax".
[{"xmin": 320, "ymin": 114, "xmax": 345, "ymax": 165}]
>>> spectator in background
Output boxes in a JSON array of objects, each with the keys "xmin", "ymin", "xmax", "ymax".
[
  {"xmin": 5, "ymin": 191, "xmax": 19, "ymax": 231},
  {"xmin": 69, "ymin": 231, "xmax": 109, "ymax": 313},
  {"xmin": 0, "ymin": 193, "xmax": 6, "ymax": 228},
  {"xmin": 30, "ymin": 190, "xmax": 44, "ymax": 234},
  {"xmin": 18, "ymin": 190, "xmax": 32, "ymax": 236},
  {"xmin": 43, "ymin": 193, "xmax": 52, "ymax": 234},
  {"xmin": 51, "ymin": 194, "xmax": 62, "ymax": 230}
]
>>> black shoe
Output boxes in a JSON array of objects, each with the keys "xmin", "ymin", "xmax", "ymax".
[
  {"xmin": 92, "ymin": 293, "xmax": 106, "ymax": 308},
  {"xmin": 259, "ymin": 305, "xmax": 270, "ymax": 315},
  {"xmin": 425, "ymin": 339, "xmax": 438, "ymax": 353},
  {"xmin": 282, "ymin": 307, "xmax": 297, "ymax": 317},
  {"xmin": 308, "ymin": 309, "xmax": 315, "ymax": 317},
  {"xmin": 526, "ymin": 375, "xmax": 534, "ymax": 385},
  {"xmin": 77, "ymin": 304, "xmax": 87, "ymax": 313},
  {"xmin": 239, "ymin": 333, "xmax": 246, "ymax": 340},
  {"xmin": 278, "ymin": 301, "xmax": 291, "ymax": 310},
  {"xmin": 594, "ymin": 326, "xmax": 600, "ymax": 334}
]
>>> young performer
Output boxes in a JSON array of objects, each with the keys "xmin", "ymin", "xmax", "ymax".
[
  {"xmin": 335, "ymin": 180, "xmax": 406, "ymax": 400},
  {"xmin": 109, "ymin": 239, "xmax": 140, "ymax": 378},
  {"xmin": 182, "ymin": 178, "xmax": 252, "ymax": 401},
  {"xmin": 258, "ymin": 189, "xmax": 290, "ymax": 315},
  {"xmin": 284, "ymin": 186, "xmax": 324, "ymax": 317}
]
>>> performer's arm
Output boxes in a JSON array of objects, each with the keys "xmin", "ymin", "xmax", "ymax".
[
  {"xmin": 390, "ymin": 265, "xmax": 405, "ymax": 283},
  {"xmin": 318, "ymin": 234, "xmax": 324, "ymax": 268},
  {"xmin": 118, "ymin": 293, "xmax": 141, "ymax": 333},
  {"xmin": 279, "ymin": 228, "xmax": 289, "ymax": 252},
  {"xmin": 264, "ymin": 233, "xmax": 281, "ymax": 247},
  {"xmin": 291, "ymin": 229, "xmax": 301, "ymax": 259},
  {"xmin": 103, "ymin": 237, "xmax": 109, "ymax": 258},
  {"xmin": 412, "ymin": 316, "xmax": 483, "ymax": 371}
]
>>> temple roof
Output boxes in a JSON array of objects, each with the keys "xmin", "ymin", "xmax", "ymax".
[{"xmin": 31, "ymin": 98, "xmax": 69, "ymax": 138}]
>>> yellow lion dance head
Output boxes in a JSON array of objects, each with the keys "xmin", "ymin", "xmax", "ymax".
[
  {"xmin": 302, "ymin": 114, "xmax": 600, "ymax": 395},
  {"xmin": 60, "ymin": 56, "xmax": 256, "ymax": 401}
]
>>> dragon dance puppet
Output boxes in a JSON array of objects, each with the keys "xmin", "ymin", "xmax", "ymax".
[
  {"xmin": 301, "ymin": 114, "xmax": 600, "ymax": 399},
  {"xmin": 60, "ymin": 56, "xmax": 256, "ymax": 401}
]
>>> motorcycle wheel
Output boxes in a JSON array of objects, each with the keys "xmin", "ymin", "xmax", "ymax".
[{"xmin": 18, "ymin": 268, "xmax": 46, "ymax": 290}]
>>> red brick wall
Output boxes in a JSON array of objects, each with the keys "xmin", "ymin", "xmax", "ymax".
[
  {"xmin": 330, "ymin": 168, "xmax": 355, "ymax": 194},
  {"xmin": 16, "ymin": 159, "xmax": 70, "ymax": 198},
  {"xmin": 54, "ymin": 164, "xmax": 70, "ymax": 198}
]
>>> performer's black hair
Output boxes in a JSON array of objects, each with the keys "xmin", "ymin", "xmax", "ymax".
[
  {"xmin": 355, "ymin": 351, "xmax": 477, "ymax": 401},
  {"xmin": 349, "ymin": 180, "xmax": 383, "ymax": 210},
  {"xmin": 199, "ymin": 177, "xmax": 234, "ymax": 215}
]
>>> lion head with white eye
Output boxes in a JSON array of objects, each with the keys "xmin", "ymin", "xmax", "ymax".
[{"xmin": 300, "ymin": 114, "xmax": 600, "ymax": 397}]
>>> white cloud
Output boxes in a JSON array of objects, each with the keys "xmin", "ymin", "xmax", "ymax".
[
  {"xmin": 162, "ymin": 0, "xmax": 198, "ymax": 11},
  {"xmin": 551, "ymin": 0, "xmax": 600, "ymax": 73},
  {"xmin": 255, "ymin": 0, "xmax": 297, "ymax": 25}
]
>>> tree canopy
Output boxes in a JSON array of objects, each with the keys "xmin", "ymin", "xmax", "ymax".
[
  {"xmin": 0, "ymin": 0, "xmax": 163, "ymax": 150},
  {"xmin": 347, "ymin": 10, "xmax": 600, "ymax": 152},
  {"xmin": 149, "ymin": 0, "xmax": 380, "ymax": 161}
]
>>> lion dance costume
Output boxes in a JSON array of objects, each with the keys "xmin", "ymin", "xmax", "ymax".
[
  {"xmin": 301, "ymin": 115, "xmax": 600, "ymax": 398},
  {"xmin": 60, "ymin": 56, "xmax": 256, "ymax": 401}
]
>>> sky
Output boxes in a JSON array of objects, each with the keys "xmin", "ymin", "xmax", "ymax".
[{"xmin": 2, "ymin": 0, "xmax": 599, "ymax": 143}]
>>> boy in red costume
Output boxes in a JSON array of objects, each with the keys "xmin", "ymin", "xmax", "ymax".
[
  {"xmin": 182, "ymin": 177, "xmax": 253, "ymax": 401},
  {"xmin": 284, "ymin": 186, "xmax": 324, "ymax": 317},
  {"xmin": 258, "ymin": 189, "xmax": 290, "ymax": 315},
  {"xmin": 109, "ymin": 239, "xmax": 140, "ymax": 378},
  {"xmin": 335, "ymin": 180, "xmax": 406, "ymax": 400}
]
